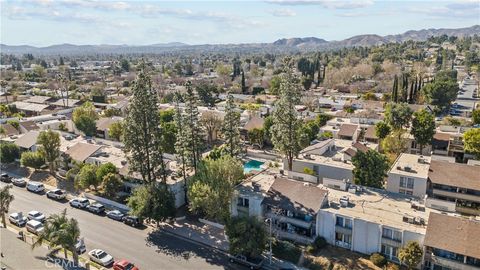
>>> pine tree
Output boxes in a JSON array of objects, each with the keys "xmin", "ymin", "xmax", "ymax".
[
  {"xmin": 271, "ymin": 58, "xmax": 303, "ymax": 171},
  {"xmin": 123, "ymin": 65, "xmax": 167, "ymax": 183},
  {"xmin": 241, "ymin": 70, "xmax": 247, "ymax": 93},
  {"xmin": 183, "ymin": 81, "xmax": 203, "ymax": 172},
  {"xmin": 222, "ymin": 93, "xmax": 242, "ymax": 157},
  {"xmin": 173, "ymin": 93, "xmax": 189, "ymax": 201}
]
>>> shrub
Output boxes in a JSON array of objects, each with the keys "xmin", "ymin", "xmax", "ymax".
[
  {"xmin": 272, "ymin": 240, "xmax": 302, "ymax": 263},
  {"xmin": 303, "ymin": 257, "xmax": 324, "ymax": 270},
  {"xmin": 386, "ymin": 263, "xmax": 400, "ymax": 270},
  {"xmin": 370, "ymin": 253, "xmax": 387, "ymax": 267},
  {"xmin": 313, "ymin": 236, "xmax": 327, "ymax": 250},
  {"xmin": 306, "ymin": 245, "xmax": 316, "ymax": 254}
]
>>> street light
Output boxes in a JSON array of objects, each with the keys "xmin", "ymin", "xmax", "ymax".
[{"xmin": 265, "ymin": 218, "xmax": 272, "ymax": 265}]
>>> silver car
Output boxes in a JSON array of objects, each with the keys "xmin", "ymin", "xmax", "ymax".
[{"xmin": 88, "ymin": 249, "xmax": 114, "ymax": 266}]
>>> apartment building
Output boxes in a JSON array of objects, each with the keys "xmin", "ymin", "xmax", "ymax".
[
  {"xmin": 285, "ymin": 139, "xmax": 377, "ymax": 184},
  {"xmin": 317, "ymin": 183, "xmax": 439, "ymax": 264},
  {"xmin": 387, "ymin": 153, "xmax": 431, "ymax": 198},
  {"xmin": 231, "ymin": 172, "xmax": 329, "ymax": 245},
  {"xmin": 427, "ymin": 160, "xmax": 480, "ymax": 216},
  {"xmin": 424, "ymin": 213, "xmax": 480, "ymax": 270}
]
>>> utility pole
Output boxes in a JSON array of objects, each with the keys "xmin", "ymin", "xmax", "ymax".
[{"xmin": 265, "ymin": 218, "xmax": 272, "ymax": 265}]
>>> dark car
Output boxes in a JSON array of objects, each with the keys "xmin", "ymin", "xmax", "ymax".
[
  {"xmin": 228, "ymin": 254, "xmax": 264, "ymax": 270},
  {"xmin": 122, "ymin": 216, "xmax": 141, "ymax": 227},
  {"xmin": 1, "ymin": 173, "xmax": 12, "ymax": 183},
  {"xmin": 87, "ymin": 203, "xmax": 105, "ymax": 214}
]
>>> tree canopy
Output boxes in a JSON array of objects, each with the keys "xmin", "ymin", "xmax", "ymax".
[
  {"xmin": 410, "ymin": 109, "xmax": 435, "ymax": 153},
  {"xmin": 37, "ymin": 129, "xmax": 61, "ymax": 174},
  {"xmin": 463, "ymin": 128, "xmax": 480, "ymax": 159},
  {"xmin": 352, "ymin": 150, "xmax": 389, "ymax": 189},
  {"xmin": 0, "ymin": 143, "xmax": 20, "ymax": 164},
  {"xmin": 225, "ymin": 216, "xmax": 267, "ymax": 258},
  {"xmin": 21, "ymin": 151, "xmax": 45, "ymax": 171},
  {"xmin": 127, "ymin": 183, "xmax": 176, "ymax": 224},
  {"xmin": 398, "ymin": 241, "xmax": 423, "ymax": 270},
  {"xmin": 384, "ymin": 102, "xmax": 412, "ymax": 130},
  {"xmin": 72, "ymin": 102, "xmax": 98, "ymax": 136}
]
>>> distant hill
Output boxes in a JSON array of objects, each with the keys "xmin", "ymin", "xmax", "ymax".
[
  {"xmin": 273, "ymin": 37, "xmax": 328, "ymax": 46},
  {"xmin": 1, "ymin": 25, "xmax": 478, "ymax": 55}
]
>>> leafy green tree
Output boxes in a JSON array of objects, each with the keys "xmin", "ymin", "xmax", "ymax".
[
  {"xmin": 352, "ymin": 150, "xmax": 389, "ymax": 188},
  {"xmin": 0, "ymin": 143, "xmax": 20, "ymax": 164},
  {"xmin": 411, "ymin": 109, "xmax": 435, "ymax": 153},
  {"xmin": 398, "ymin": 241, "xmax": 423, "ymax": 270},
  {"xmin": 222, "ymin": 93, "xmax": 242, "ymax": 157},
  {"xmin": 248, "ymin": 128, "xmax": 265, "ymax": 148},
  {"xmin": 384, "ymin": 102, "xmax": 412, "ymax": 131},
  {"xmin": 160, "ymin": 122, "xmax": 177, "ymax": 154},
  {"xmin": 72, "ymin": 102, "xmax": 98, "ymax": 136},
  {"xmin": 382, "ymin": 130, "xmax": 409, "ymax": 156},
  {"xmin": 96, "ymin": 162, "xmax": 117, "ymax": 183},
  {"xmin": 0, "ymin": 185, "xmax": 14, "ymax": 228},
  {"xmin": 7, "ymin": 119, "xmax": 19, "ymax": 131},
  {"xmin": 159, "ymin": 109, "xmax": 175, "ymax": 123},
  {"xmin": 120, "ymin": 59, "xmax": 130, "ymax": 72},
  {"xmin": 196, "ymin": 83, "xmax": 218, "ymax": 107},
  {"xmin": 422, "ymin": 78, "xmax": 459, "ymax": 111},
  {"xmin": 271, "ymin": 59, "xmax": 303, "ymax": 171},
  {"xmin": 472, "ymin": 109, "xmax": 480, "ymax": 125},
  {"xmin": 103, "ymin": 108, "xmax": 121, "ymax": 117},
  {"xmin": 37, "ymin": 129, "xmax": 61, "ymax": 174},
  {"xmin": 174, "ymin": 94, "xmax": 189, "ymax": 198},
  {"xmin": 188, "ymin": 155, "xmax": 244, "ymax": 221},
  {"xmin": 108, "ymin": 121, "xmax": 124, "ymax": 141},
  {"xmin": 127, "ymin": 183, "xmax": 176, "ymax": 225},
  {"xmin": 375, "ymin": 121, "xmax": 391, "ymax": 140},
  {"xmin": 269, "ymin": 75, "xmax": 281, "ymax": 95},
  {"xmin": 21, "ymin": 151, "xmax": 45, "ymax": 171},
  {"xmin": 102, "ymin": 173, "xmax": 123, "ymax": 198},
  {"xmin": 33, "ymin": 209, "xmax": 81, "ymax": 265},
  {"xmin": 302, "ymin": 120, "xmax": 320, "ymax": 142},
  {"xmin": 263, "ymin": 116, "xmax": 274, "ymax": 143},
  {"xmin": 463, "ymin": 128, "xmax": 480, "ymax": 159},
  {"xmin": 315, "ymin": 113, "xmax": 332, "ymax": 127},
  {"xmin": 123, "ymin": 66, "xmax": 167, "ymax": 183},
  {"xmin": 75, "ymin": 164, "xmax": 99, "ymax": 190},
  {"xmin": 226, "ymin": 216, "xmax": 267, "ymax": 258}
]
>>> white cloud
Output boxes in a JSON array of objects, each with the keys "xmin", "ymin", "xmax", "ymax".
[
  {"xmin": 268, "ymin": 8, "xmax": 297, "ymax": 17},
  {"xmin": 265, "ymin": 0, "xmax": 374, "ymax": 9},
  {"xmin": 409, "ymin": 1, "xmax": 480, "ymax": 19}
]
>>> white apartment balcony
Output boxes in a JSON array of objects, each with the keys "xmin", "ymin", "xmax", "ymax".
[
  {"xmin": 265, "ymin": 211, "xmax": 313, "ymax": 229},
  {"xmin": 430, "ymin": 253, "xmax": 480, "ymax": 270},
  {"xmin": 335, "ymin": 240, "xmax": 351, "ymax": 250},
  {"xmin": 272, "ymin": 228, "xmax": 315, "ymax": 245},
  {"xmin": 432, "ymin": 189, "xmax": 480, "ymax": 203}
]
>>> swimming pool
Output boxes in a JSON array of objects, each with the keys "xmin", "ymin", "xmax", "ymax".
[{"xmin": 243, "ymin": 159, "xmax": 265, "ymax": 173}]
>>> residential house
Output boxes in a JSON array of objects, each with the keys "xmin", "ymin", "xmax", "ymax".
[
  {"xmin": 11, "ymin": 101, "xmax": 50, "ymax": 116},
  {"xmin": 0, "ymin": 123, "xmax": 19, "ymax": 137},
  {"xmin": 14, "ymin": 131, "xmax": 40, "ymax": 151},
  {"xmin": 423, "ymin": 213, "xmax": 480, "ymax": 270},
  {"xmin": 96, "ymin": 117, "xmax": 123, "ymax": 140},
  {"xmin": 18, "ymin": 121, "xmax": 39, "ymax": 134},
  {"xmin": 387, "ymin": 153, "xmax": 431, "ymax": 198}
]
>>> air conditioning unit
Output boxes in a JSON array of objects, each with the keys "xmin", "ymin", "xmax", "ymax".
[
  {"xmin": 339, "ymin": 196, "xmax": 349, "ymax": 207},
  {"xmin": 404, "ymin": 166, "xmax": 412, "ymax": 172}
]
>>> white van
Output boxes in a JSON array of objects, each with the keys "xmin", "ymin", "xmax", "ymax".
[
  {"xmin": 26, "ymin": 181, "xmax": 45, "ymax": 193},
  {"xmin": 26, "ymin": 220, "xmax": 44, "ymax": 235}
]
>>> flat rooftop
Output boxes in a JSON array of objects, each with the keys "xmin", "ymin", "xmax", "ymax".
[
  {"xmin": 237, "ymin": 170, "xmax": 277, "ymax": 198},
  {"xmin": 321, "ymin": 185, "xmax": 440, "ymax": 234},
  {"xmin": 389, "ymin": 153, "xmax": 431, "ymax": 179}
]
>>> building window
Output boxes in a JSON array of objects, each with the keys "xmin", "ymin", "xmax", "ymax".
[
  {"xmin": 407, "ymin": 178, "xmax": 414, "ymax": 189},
  {"xmin": 400, "ymin": 177, "xmax": 406, "ymax": 188},
  {"xmin": 382, "ymin": 227, "xmax": 402, "ymax": 241},
  {"xmin": 237, "ymin": 197, "xmax": 249, "ymax": 207},
  {"xmin": 381, "ymin": 244, "xmax": 399, "ymax": 261},
  {"xmin": 335, "ymin": 232, "xmax": 352, "ymax": 248},
  {"xmin": 336, "ymin": 216, "xmax": 352, "ymax": 229}
]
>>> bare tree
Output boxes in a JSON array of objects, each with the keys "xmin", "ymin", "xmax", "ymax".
[{"xmin": 200, "ymin": 111, "xmax": 223, "ymax": 146}]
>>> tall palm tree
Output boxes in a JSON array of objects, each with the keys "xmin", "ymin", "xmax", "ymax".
[
  {"xmin": 33, "ymin": 209, "xmax": 80, "ymax": 265},
  {"xmin": 0, "ymin": 185, "xmax": 14, "ymax": 228}
]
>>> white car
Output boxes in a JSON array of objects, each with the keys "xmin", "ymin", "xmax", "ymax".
[
  {"xmin": 26, "ymin": 220, "xmax": 44, "ymax": 235},
  {"xmin": 46, "ymin": 189, "xmax": 66, "ymax": 200},
  {"xmin": 26, "ymin": 181, "xmax": 45, "ymax": 193},
  {"xmin": 69, "ymin": 198, "xmax": 90, "ymax": 209},
  {"xmin": 106, "ymin": 210, "xmax": 125, "ymax": 221},
  {"xmin": 27, "ymin": 210, "xmax": 46, "ymax": 223},
  {"xmin": 9, "ymin": 212, "xmax": 27, "ymax": 227},
  {"xmin": 88, "ymin": 249, "xmax": 114, "ymax": 266}
]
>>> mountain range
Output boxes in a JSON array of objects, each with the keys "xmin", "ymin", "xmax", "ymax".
[{"xmin": 1, "ymin": 25, "xmax": 478, "ymax": 55}]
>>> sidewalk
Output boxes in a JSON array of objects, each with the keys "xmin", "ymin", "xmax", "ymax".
[{"xmin": 0, "ymin": 227, "xmax": 64, "ymax": 270}]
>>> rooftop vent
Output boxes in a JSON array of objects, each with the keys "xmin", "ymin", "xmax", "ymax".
[
  {"xmin": 339, "ymin": 196, "xmax": 349, "ymax": 207},
  {"xmin": 404, "ymin": 166, "xmax": 412, "ymax": 172}
]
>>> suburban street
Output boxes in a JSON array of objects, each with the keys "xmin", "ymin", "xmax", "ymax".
[{"xmin": 0, "ymin": 182, "xmax": 243, "ymax": 270}]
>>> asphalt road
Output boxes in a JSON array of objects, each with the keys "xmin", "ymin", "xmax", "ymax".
[{"xmin": 1, "ymin": 182, "xmax": 244, "ymax": 270}]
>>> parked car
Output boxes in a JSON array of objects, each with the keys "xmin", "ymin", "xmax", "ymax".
[
  {"xmin": 26, "ymin": 220, "xmax": 44, "ymax": 235},
  {"xmin": 11, "ymin": 177, "xmax": 27, "ymax": 187},
  {"xmin": 228, "ymin": 254, "xmax": 264, "ymax": 270},
  {"xmin": 9, "ymin": 212, "xmax": 27, "ymax": 227},
  {"xmin": 76, "ymin": 238, "xmax": 86, "ymax": 254},
  {"xmin": 46, "ymin": 189, "xmax": 66, "ymax": 200},
  {"xmin": 69, "ymin": 198, "xmax": 90, "ymax": 209},
  {"xmin": 26, "ymin": 181, "xmax": 45, "ymax": 193},
  {"xmin": 113, "ymin": 259, "xmax": 139, "ymax": 270},
  {"xmin": 122, "ymin": 216, "xmax": 141, "ymax": 227},
  {"xmin": 106, "ymin": 210, "xmax": 125, "ymax": 221},
  {"xmin": 0, "ymin": 173, "xmax": 12, "ymax": 183},
  {"xmin": 88, "ymin": 249, "xmax": 114, "ymax": 267},
  {"xmin": 86, "ymin": 203, "xmax": 105, "ymax": 214},
  {"xmin": 27, "ymin": 210, "xmax": 46, "ymax": 223}
]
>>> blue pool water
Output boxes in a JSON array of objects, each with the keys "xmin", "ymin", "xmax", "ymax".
[{"xmin": 243, "ymin": 159, "xmax": 265, "ymax": 173}]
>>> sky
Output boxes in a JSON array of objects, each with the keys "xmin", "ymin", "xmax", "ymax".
[{"xmin": 1, "ymin": 0, "xmax": 479, "ymax": 46}]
